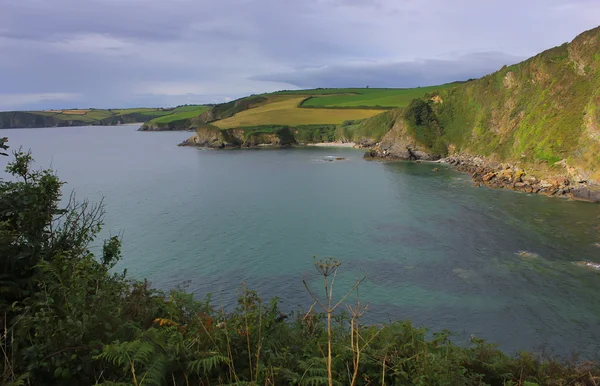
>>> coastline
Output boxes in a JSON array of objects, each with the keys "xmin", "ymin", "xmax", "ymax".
[
  {"xmin": 441, "ymin": 154, "xmax": 600, "ymax": 203},
  {"xmin": 305, "ymin": 142, "xmax": 356, "ymax": 148}
]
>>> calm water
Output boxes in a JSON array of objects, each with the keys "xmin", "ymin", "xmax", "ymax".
[{"xmin": 2, "ymin": 125, "xmax": 600, "ymax": 357}]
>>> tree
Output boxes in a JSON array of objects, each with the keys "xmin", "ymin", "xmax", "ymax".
[
  {"xmin": 0, "ymin": 137, "xmax": 8, "ymax": 156},
  {"xmin": 0, "ymin": 147, "xmax": 128, "ymax": 385}
]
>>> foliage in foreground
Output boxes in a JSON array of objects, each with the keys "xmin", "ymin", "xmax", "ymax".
[{"xmin": 1, "ymin": 145, "xmax": 600, "ymax": 385}]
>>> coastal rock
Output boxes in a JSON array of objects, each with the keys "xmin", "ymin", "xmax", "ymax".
[
  {"xmin": 441, "ymin": 154, "xmax": 599, "ymax": 202},
  {"xmin": 574, "ymin": 261, "xmax": 600, "ymax": 271},
  {"xmin": 570, "ymin": 185, "xmax": 600, "ymax": 202},
  {"xmin": 183, "ymin": 125, "xmax": 296, "ymax": 149},
  {"xmin": 482, "ymin": 172, "xmax": 496, "ymax": 182},
  {"xmin": 364, "ymin": 118, "xmax": 441, "ymax": 161},
  {"xmin": 517, "ymin": 251, "xmax": 539, "ymax": 259}
]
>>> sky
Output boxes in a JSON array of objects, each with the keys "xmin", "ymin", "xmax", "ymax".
[{"xmin": 1, "ymin": 0, "xmax": 599, "ymax": 111}]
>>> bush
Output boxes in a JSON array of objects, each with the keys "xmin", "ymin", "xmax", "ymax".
[{"xmin": 1, "ymin": 144, "xmax": 599, "ymax": 385}]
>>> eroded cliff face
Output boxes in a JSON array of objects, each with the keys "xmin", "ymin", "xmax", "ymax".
[
  {"xmin": 139, "ymin": 118, "xmax": 194, "ymax": 132},
  {"xmin": 183, "ymin": 125, "xmax": 296, "ymax": 148},
  {"xmin": 429, "ymin": 26, "xmax": 600, "ymax": 183},
  {"xmin": 360, "ymin": 26, "xmax": 600, "ymax": 201},
  {"xmin": 0, "ymin": 111, "xmax": 170, "ymax": 129},
  {"xmin": 0, "ymin": 112, "xmax": 83, "ymax": 128},
  {"xmin": 363, "ymin": 111, "xmax": 440, "ymax": 161}
]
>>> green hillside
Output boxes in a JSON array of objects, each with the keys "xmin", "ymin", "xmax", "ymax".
[
  {"xmin": 436, "ymin": 40, "xmax": 600, "ymax": 170},
  {"xmin": 295, "ymin": 84, "xmax": 458, "ymax": 109},
  {"xmin": 362, "ymin": 26, "xmax": 600, "ymax": 184},
  {"xmin": 139, "ymin": 105, "xmax": 210, "ymax": 130},
  {"xmin": 0, "ymin": 107, "xmax": 208, "ymax": 129},
  {"xmin": 183, "ymin": 85, "xmax": 458, "ymax": 137}
]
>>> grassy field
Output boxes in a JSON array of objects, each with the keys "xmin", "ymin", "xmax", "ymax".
[
  {"xmin": 147, "ymin": 105, "xmax": 210, "ymax": 124},
  {"xmin": 0, "ymin": 107, "xmax": 210, "ymax": 129},
  {"xmin": 212, "ymin": 96, "xmax": 385, "ymax": 129},
  {"xmin": 296, "ymin": 84, "xmax": 458, "ymax": 108}
]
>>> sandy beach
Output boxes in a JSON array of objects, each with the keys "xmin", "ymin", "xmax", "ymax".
[{"xmin": 307, "ymin": 142, "xmax": 356, "ymax": 148}]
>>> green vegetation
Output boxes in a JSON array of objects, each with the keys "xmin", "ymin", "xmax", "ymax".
[
  {"xmin": 0, "ymin": 107, "xmax": 202, "ymax": 129},
  {"xmin": 296, "ymin": 85, "xmax": 458, "ymax": 109},
  {"xmin": 403, "ymin": 99, "xmax": 447, "ymax": 156},
  {"xmin": 336, "ymin": 112, "xmax": 396, "ymax": 143},
  {"xmin": 2, "ymin": 141, "xmax": 600, "ymax": 385},
  {"xmin": 144, "ymin": 106, "xmax": 209, "ymax": 125},
  {"xmin": 394, "ymin": 26, "xmax": 600, "ymax": 180},
  {"xmin": 187, "ymin": 85, "xmax": 458, "ymax": 137},
  {"xmin": 212, "ymin": 96, "xmax": 383, "ymax": 129}
]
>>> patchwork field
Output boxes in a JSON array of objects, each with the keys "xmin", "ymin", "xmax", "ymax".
[
  {"xmin": 212, "ymin": 96, "xmax": 385, "ymax": 129},
  {"xmin": 0, "ymin": 106, "xmax": 210, "ymax": 129},
  {"xmin": 146, "ymin": 105, "xmax": 210, "ymax": 125},
  {"xmin": 294, "ymin": 84, "xmax": 458, "ymax": 108}
]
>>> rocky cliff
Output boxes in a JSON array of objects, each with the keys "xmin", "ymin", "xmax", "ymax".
[
  {"xmin": 183, "ymin": 124, "xmax": 296, "ymax": 148},
  {"xmin": 362, "ymin": 25, "xmax": 600, "ymax": 201},
  {"xmin": 0, "ymin": 110, "xmax": 169, "ymax": 129},
  {"xmin": 362, "ymin": 110, "xmax": 441, "ymax": 161}
]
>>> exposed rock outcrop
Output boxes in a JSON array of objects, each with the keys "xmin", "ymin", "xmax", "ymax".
[
  {"xmin": 181, "ymin": 125, "xmax": 296, "ymax": 149},
  {"xmin": 441, "ymin": 154, "xmax": 600, "ymax": 202},
  {"xmin": 363, "ymin": 118, "xmax": 440, "ymax": 161}
]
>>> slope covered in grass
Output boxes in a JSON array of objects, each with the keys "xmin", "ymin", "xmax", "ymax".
[
  {"xmin": 142, "ymin": 105, "xmax": 210, "ymax": 127},
  {"xmin": 298, "ymin": 84, "xmax": 458, "ymax": 108},
  {"xmin": 391, "ymin": 26, "xmax": 600, "ymax": 182},
  {"xmin": 212, "ymin": 96, "xmax": 385, "ymax": 128},
  {"xmin": 0, "ymin": 108, "xmax": 176, "ymax": 128}
]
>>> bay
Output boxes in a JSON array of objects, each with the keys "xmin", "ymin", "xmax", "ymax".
[{"xmin": 2, "ymin": 124, "xmax": 600, "ymax": 357}]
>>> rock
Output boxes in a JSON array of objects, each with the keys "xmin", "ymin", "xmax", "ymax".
[
  {"xmin": 473, "ymin": 182, "xmax": 480, "ymax": 188},
  {"xmin": 452, "ymin": 268, "xmax": 470, "ymax": 279},
  {"xmin": 433, "ymin": 168, "xmax": 439, "ymax": 172},
  {"xmin": 570, "ymin": 185, "xmax": 600, "ymax": 202},
  {"xmin": 335, "ymin": 157, "xmax": 345, "ymax": 161},
  {"xmin": 517, "ymin": 251, "xmax": 539, "ymax": 259},
  {"xmin": 514, "ymin": 182, "xmax": 526, "ymax": 188},
  {"xmin": 363, "ymin": 151, "xmax": 377, "ymax": 159},
  {"xmin": 482, "ymin": 172, "xmax": 496, "ymax": 182},
  {"xmin": 573, "ymin": 261, "xmax": 600, "ymax": 271}
]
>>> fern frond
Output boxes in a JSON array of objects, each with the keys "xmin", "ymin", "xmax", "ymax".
[
  {"xmin": 300, "ymin": 376, "xmax": 331, "ymax": 386},
  {"xmin": 4, "ymin": 372, "xmax": 30, "ymax": 386},
  {"xmin": 188, "ymin": 355, "xmax": 229, "ymax": 375}
]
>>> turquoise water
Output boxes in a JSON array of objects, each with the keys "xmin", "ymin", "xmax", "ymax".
[{"xmin": 2, "ymin": 125, "xmax": 600, "ymax": 357}]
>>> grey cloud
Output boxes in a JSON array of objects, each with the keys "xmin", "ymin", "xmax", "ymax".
[
  {"xmin": 1, "ymin": 0, "xmax": 599, "ymax": 110},
  {"xmin": 251, "ymin": 52, "xmax": 524, "ymax": 89}
]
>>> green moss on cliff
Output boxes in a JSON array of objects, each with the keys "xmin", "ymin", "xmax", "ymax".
[{"xmin": 335, "ymin": 111, "xmax": 395, "ymax": 143}]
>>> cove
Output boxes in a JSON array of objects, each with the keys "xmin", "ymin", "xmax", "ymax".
[{"xmin": 3, "ymin": 124, "xmax": 600, "ymax": 357}]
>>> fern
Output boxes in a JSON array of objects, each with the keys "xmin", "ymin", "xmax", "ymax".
[
  {"xmin": 99, "ymin": 340, "xmax": 155, "ymax": 368},
  {"xmin": 4, "ymin": 373, "xmax": 30, "ymax": 386},
  {"xmin": 188, "ymin": 355, "xmax": 229, "ymax": 375},
  {"xmin": 301, "ymin": 376, "xmax": 342, "ymax": 386}
]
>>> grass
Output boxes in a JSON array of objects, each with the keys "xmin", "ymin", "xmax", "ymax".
[
  {"xmin": 0, "ymin": 107, "xmax": 192, "ymax": 128},
  {"xmin": 212, "ymin": 96, "xmax": 385, "ymax": 128},
  {"xmin": 113, "ymin": 108, "xmax": 169, "ymax": 115},
  {"xmin": 275, "ymin": 84, "xmax": 458, "ymax": 108},
  {"xmin": 393, "ymin": 25, "xmax": 600, "ymax": 180},
  {"xmin": 147, "ymin": 105, "xmax": 210, "ymax": 124}
]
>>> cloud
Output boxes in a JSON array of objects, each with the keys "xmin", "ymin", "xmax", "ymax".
[
  {"xmin": 0, "ymin": 0, "xmax": 598, "ymax": 110},
  {"xmin": 251, "ymin": 52, "xmax": 524, "ymax": 89},
  {"xmin": 0, "ymin": 93, "xmax": 81, "ymax": 110},
  {"xmin": 51, "ymin": 34, "xmax": 132, "ymax": 54}
]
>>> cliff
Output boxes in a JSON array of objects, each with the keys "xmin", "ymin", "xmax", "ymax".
[
  {"xmin": 0, "ymin": 109, "xmax": 174, "ymax": 129},
  {"xmin": 183, "ymin": 124, "xmax": 296, "ymax": 148},
  {"xmin": 362, "ymin": 25, "xmax": 600, "ymax": 201}
]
